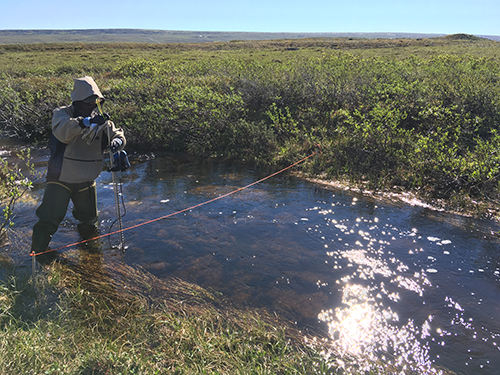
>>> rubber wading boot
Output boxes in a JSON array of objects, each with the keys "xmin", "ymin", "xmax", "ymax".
[
  {"xmin": 77, "ymin": 223, "xmax": 101, "ymax": 252},
  {"xmin": 34, "ymin": 248, "xmax": 58, "ymax": 265},
  {"xmin": 31, "ymin": 229, "xmax": 58, "ymax": 265}
]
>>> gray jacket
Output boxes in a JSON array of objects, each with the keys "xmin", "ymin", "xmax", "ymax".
[{"xmin": 47, "ymin": 77, "xmax": 126, "ymax": 183}]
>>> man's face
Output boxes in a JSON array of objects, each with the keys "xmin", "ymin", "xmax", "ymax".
[{"xmin": 73, "ymin": 101, "xmax": 98, "ymax": 117}]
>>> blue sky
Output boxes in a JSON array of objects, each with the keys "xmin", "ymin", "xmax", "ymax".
[{"xmin": 2, "ymin": 0, "xmax": 499, "ymax": 36}]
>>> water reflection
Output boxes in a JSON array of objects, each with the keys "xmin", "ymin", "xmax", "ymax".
[
  {"xmin": 116, "ymin": 158, "xmax": 500, "ymax": 374},
  {"xmin": 319, "ymin": 283, "xmax": 436, "ymax": 373},
  {"xmin": 311, "ymin": 202, "xmax": 500, "ymax": 374}
]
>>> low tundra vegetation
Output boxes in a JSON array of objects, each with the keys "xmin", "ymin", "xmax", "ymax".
[{"xmin": 1, "ymin": 39, "xmax": 500, "ymax": 210}]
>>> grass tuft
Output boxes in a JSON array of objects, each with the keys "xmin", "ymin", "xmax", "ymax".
[{"xmin": 0, "ymin": 260, "xmax": 336, "ymax": 374}]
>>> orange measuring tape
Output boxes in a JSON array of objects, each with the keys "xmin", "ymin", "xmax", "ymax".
[{"xmin": 30, "ymin": 151, "xmax": 317, "ymax": 258}]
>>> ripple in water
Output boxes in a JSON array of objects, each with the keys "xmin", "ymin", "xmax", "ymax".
[{"xmin": 309, "ymin": 197, "xmax": 499, "ymax": 374}]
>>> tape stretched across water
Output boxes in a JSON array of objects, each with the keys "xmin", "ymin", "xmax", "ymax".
[{"xmin": 30, "ymin": 152, "xmax": 317, "ymax": 258}]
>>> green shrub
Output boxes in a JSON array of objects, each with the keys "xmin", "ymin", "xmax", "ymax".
[
  {"xmin": 1, "ymin": 42, "xmax": 499, "ymax": 211},
  {"xmin": 0, "ymin": 149, "xmax": 39, "ymax": 238}
]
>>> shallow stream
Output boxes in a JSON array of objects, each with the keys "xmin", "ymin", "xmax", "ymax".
[{"xmin": 2, "ymin": 146, "xmax": 500, "ymax": 374}]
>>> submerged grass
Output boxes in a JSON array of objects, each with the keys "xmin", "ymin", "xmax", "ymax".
[{"xmin": 0, "ymin": 260, "xmax": 336, "ymax": 374}]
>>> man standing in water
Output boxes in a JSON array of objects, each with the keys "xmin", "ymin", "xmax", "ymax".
[{"xmin": 31, "ymin": 76, "xmax": 126, "ymax": 263}]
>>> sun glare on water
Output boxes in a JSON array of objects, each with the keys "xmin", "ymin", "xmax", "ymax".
[{"xmin": 314, "ymin": 212, "xmax": 444, "ymax": 374}]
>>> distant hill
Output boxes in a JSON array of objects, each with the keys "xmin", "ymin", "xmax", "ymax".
[
  {"xmin": 0, "ymin": 29, "xmax": 455, "ymax": 44},
  {"xmin": 1, "ymin": 29, "xmax": 498, "ymax": 45}
]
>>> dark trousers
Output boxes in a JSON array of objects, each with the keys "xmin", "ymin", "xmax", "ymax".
[{"xmin": 31, "ymin": 181, "xmax": 98, "ymax": 255}]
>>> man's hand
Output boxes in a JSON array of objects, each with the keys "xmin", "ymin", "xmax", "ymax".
[
  {"xmin": 109, "ymin": 138, "xmax": 123, "ymax": 153},
  {"xmin": 81, "ymin": 113, "xmax": 110, "ymax": 127}
]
